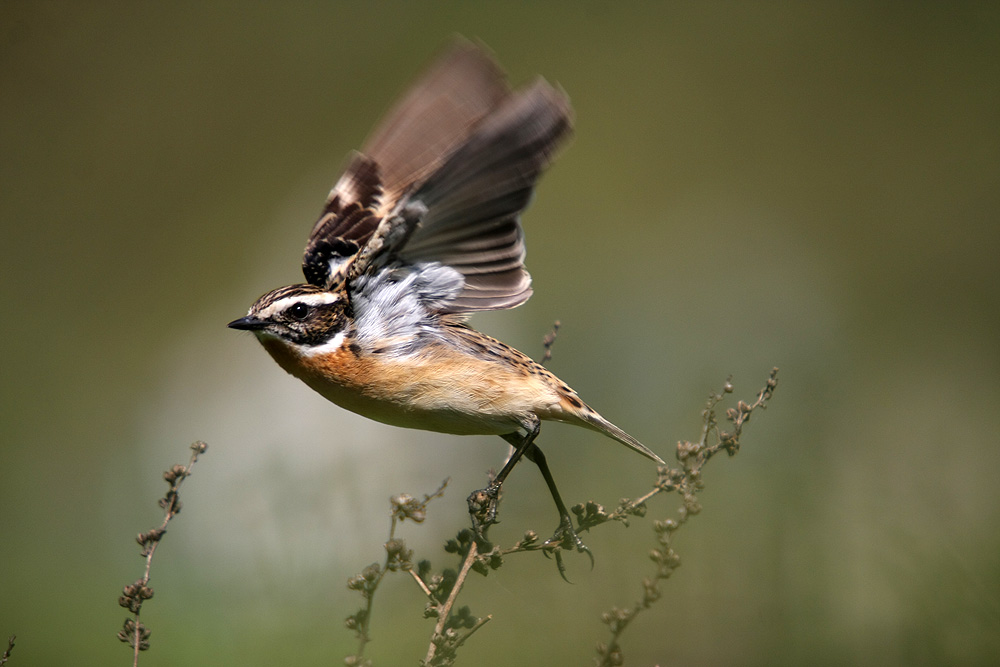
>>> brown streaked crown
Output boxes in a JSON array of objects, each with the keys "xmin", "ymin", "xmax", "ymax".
[{"xmin": 228, "ymin": 284, "xmax": 350, "ymax": 348}]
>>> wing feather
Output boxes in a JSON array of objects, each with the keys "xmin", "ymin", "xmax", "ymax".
[
  {"xmin": 399, "ymin": 80, "xmax": 572, "ymax": 313},
  {"xmin": 302, "ymin": 153, "xmax": 383, "ymax": 287},
  {"xmin": 301, "ymin": 41, "xmax": 572, "ymax": 316},
  {"xmin": 302, "ymin": 41, "xmax": 511, "ymax": 288},
  {"xmin": 363, "ymin": 40, "xmax": 510, "ymax": 203}
]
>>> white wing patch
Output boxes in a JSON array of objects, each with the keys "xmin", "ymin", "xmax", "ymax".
[{"xmin": 326, "ymin": 256, "xmax": 351, "ymax": 282}]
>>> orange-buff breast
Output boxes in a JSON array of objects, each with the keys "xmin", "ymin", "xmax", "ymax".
[{"xmin": 259, "ymin": 336, "xmax": 565, "ymax": 436}]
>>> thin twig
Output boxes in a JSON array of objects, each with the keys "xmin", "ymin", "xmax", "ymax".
[
  {"xmin": 118, "ymin": 441, "xmax": 208, "ymax": 665},
  {"xmin": 452, "ymin": 614, "xmax": 492, "ymax": 651},
  {"xmin": 424, "ymin": 539, "xmax": 479, "ymax": 665},
  {"xmin": 342, "ymin": 370, "xmax": 778, "ymax": 666},
  {"xmin": 539, "ymin": 320, "xmax": 561, "ymax": 366},
  {"xmin": 595, "ymin": 368, "xmax": 779, "ymax": 665},
  {"xmin": 408, "ymin": 569, "xmax": 435, "ymax": 598},
  {"xmin": 346, "ymin": 480, "xmax": 449, "ymax": 665}
]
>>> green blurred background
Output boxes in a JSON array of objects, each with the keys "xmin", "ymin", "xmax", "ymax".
[{"xmin": 2, "ymin": 2, "xmax": 998, "ymax": 665}]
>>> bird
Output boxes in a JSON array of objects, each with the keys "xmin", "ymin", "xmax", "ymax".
[{"xmin": 228, "ymin": 40, "xmax": 663, "ymax": 560}]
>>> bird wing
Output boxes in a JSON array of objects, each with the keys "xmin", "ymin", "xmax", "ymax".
[
  {"xmin": 302, "ymin": 40, "xmax": 572, "ymax": 314},
  {"xmin": 302, "ymin": 41, "xmax": 508, "ymax": 289}
]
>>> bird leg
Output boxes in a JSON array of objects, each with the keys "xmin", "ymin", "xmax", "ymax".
[
  {"xmin": 467, "ymin": 419, "xmax": 540, "ymax": 543},
  {"xmin": 467, "ymin": 421, "xmax": 593, "ymax": 580},
  {"xmin": 524, "ymin": 442, "xmax": 594, "ymax": 579}
]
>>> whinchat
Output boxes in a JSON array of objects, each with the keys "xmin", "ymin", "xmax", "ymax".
[{"xmin": 229, "ymin": 41, "xmax": 663, "ymax": 557}]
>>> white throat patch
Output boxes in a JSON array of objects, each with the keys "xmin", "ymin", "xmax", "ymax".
[{"xmin": 302, "ymin": 330, "xmax": 347, "ymax": 357}]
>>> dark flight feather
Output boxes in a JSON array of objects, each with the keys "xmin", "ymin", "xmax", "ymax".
[{"xmin": 301, "ymin": 40, "xmax": 572, "ymax": 313}]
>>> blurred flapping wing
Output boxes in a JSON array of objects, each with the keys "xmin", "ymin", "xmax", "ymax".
[{"xmin": 302, "ymin": 41, "xmax": 572, "ymax": 314}]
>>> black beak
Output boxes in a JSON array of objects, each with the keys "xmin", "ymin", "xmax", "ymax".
[{"xmin": 227, "ymin": 316, "xmax": 268, "ymax": 331}]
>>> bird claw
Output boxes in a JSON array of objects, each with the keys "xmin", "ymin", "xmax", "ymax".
[
  {"xmin": 467, "ymin": 484, "xmax": 501, "ymax": 545},
  {"xmin": 467, "ymin": 482, "xmax": 596, "ymax": 582},
  {"xmin": 542, "ymin": 514, "xmax": 594, "ymax": 582}
]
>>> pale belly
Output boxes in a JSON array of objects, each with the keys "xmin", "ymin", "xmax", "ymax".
[{"xmin": 310, "ymin": 377, "xmax": 523, "ymax": 436}]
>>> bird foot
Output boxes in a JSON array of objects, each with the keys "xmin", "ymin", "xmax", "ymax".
[
  {"xmin": 467, "ymin": 483, "xmax": 501, "ymax": 545},
  {"xmin": 542, "ymin": 514, "xmax": 594, "ymax": 582}
]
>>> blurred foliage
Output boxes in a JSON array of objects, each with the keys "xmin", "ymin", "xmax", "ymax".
[{"xmin": 1, "ymin": 2, "xmax": 998, "ymax": 665}]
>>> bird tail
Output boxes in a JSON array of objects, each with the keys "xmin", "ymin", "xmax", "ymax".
[{"xmin": 569, "ymin": 402, "xmax": 664, "ymax": 464}]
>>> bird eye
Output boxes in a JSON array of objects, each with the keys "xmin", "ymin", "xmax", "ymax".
[{"xmin": 287, "ymin": 303, "xmax": 310, "ymax": 321}]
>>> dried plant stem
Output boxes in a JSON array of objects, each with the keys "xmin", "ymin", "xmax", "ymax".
[
  {"xmin": 409, "ymin": 569, "xmax": 435, "ymax": 597},
  {"xmin": 341, "ymin": 370, "xmax": 778, "ymax": 666},
  {"xmin": 0, "ymin": 636, "xmax": 14, "ymax": 666},
  {"xmin": 118, "ymin": 441, "xmax": 208, "ymax": 665},
  {"xmin": 594, "ymin": 368, "xmax": 779, "ymax": 665},
  {"xmin": 345, "ymin": 480, "xmax": 449, "ymax": 666},
  {"xmin": 451, "ymin": 613, "xmax": 492, "ymax": 651},
  {"xmin": 424, "ymin": 540, "xmax": 480, "ymax": 665},
  {"xmin": 352, "ymin": 509, "xmax": 408, "ymax": 659},
  {"xmin": 539, "ymin": 320, "xmax": 561, "ymax": 366}
]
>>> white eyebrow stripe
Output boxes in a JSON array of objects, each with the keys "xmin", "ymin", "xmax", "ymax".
[{"xmin": 258, "ymin": 292, "xmax": 341, "ymax": 318}]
